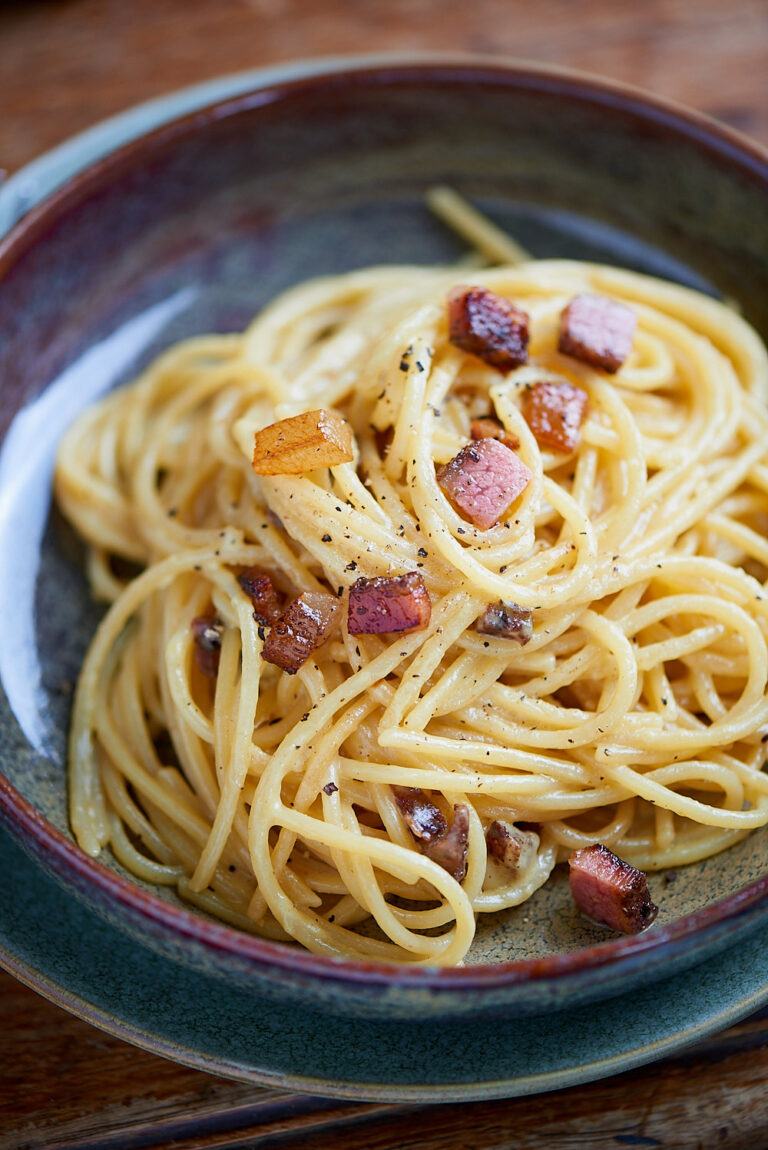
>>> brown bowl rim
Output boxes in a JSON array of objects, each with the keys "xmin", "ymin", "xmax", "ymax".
[{"xmin": 2, "ymin": 54, "xmax": 768, "ymax": 995}]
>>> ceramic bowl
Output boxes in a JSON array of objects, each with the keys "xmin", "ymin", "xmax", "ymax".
[{"xmin": 2, "ymin": 56, "xmax": 768, "ymax": 1031}]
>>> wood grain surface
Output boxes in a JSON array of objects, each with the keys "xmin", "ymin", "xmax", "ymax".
[
  {"xmin": 4, "ymin": 965, "xmax": 768, "ymax": 1150},
  {"xmin": 2, "ymin": 1, "xmax": 768, "ymax": 1147},
  {"xmin": 1, "ymin": 0, "xmax": 768, "ymax": 177}
]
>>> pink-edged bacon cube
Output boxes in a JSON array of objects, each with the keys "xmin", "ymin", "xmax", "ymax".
[
  {"xmin": 569, "ymin": 842, "xmax": 658, "ymax": 934},
  {"xmin": 261, "ymin": 591, "xmax": 341, "ymax": 674},
  {"xmin": 522, "ymin": 380, "xmax": 589, "ymax": 453},
  {"xmin": 347, "ymin": 572, "xmax": 431, "ymax": 635},
  {"xmin": 558, "ymin": 293, "xmax": 637, "ymax": 373},
  {"xmin": 448, "ymin": 286, "xmax": 530, "ymax": 372},
  {"xmin": 437, "ymin": 437, "xmax": 532, "ymax": 530}
]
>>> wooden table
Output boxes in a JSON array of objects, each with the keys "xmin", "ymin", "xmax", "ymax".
[{"xmin": 2, "ymin": 2, "xmax": 768, "ymax": 1146}]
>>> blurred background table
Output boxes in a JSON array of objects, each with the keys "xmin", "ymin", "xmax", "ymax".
[{"xmin": 2, "ymin": 1, "xmax": 768, "ymax": 1147}]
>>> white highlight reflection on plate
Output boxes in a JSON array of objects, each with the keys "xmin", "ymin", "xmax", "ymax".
[{"xmin": 0, "ymin": 288, "xmax": 196, "ymax": 754}]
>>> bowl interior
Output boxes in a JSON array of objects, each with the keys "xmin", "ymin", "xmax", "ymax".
[{"xmin": 2, "ymin": 62, "xmax": 768, "ymax": 971}]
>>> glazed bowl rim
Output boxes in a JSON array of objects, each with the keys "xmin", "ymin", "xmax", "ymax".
[{"xmin": 2, "ymin": 52, "xmax": 768, "ymax": 995}]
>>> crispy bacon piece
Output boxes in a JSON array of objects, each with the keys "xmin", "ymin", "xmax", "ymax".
[
  {"xmin": 486, "ymin": 820, "xmax": 539, "ymax": 873},
  {"xmin": 237, "ymin": 567, "xmax": 284, "ymax": 625},
  {"xmin": 569, "ymin": 842, "xmax": 658, "ymax": 934},
  {"xmin": 347, "ymin": 572, "xmax": 431, "ymax": 635},
  {"xmin": 392, "ymin": 787, "xmax": 469, "ymax": 883},
  {"xmin": 522, "ymin": 380, "xmax": 589, "ymax": 453},
  {"xmin": 437, "ymin": 438, "xmax": 532, "ymax": 530},
  {"xmin": 191, "ymin": 615, "xmax": 224, "ymax": 677},
  {"xmin": 426, "ymin": 804, "xmax": 470, "ymax": 882},
  {"xmin": 261, "ymin": 591, "xmax": 341, "ymax": 674},
  {"xmin": 558, "ymin": 294, "xmax": 637, "ymax": 373},
  {"xmin": 252, "ymin": 408, "xmax": 354, "ymax": 475},
  {"xmin": 475, "ymin": 601, "xmax": 533, "ymax": 645},
  {"xmin": 448, "ymin": 286, "xmax": 529, "ymax": 372},
  {"xmin": 392, "ymin": 786, "xmax": 448, "ymax": 842},
  {"xmin": 470, "ymin": 415, "xmax": 520, "ymax": 452}
]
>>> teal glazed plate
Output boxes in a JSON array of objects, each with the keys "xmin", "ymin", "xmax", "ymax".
[
  {"xmin": 2, "ymin": 56, "xmax": 768, "ymax": 1098},
  {"xmin": 5, "ymin": 816, "xmax": 768, "ymax": 1101}
]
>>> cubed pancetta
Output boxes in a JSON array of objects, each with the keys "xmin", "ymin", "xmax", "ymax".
[
  {"xmin": 262, "ymin": 591, "xmax": 341, "ymax": 674},
  {"xmin": 437, "ymin": 438, "xmax": 532, "ymax": 530},
  {"xmin": 522, "ymin": 380, "xmax": 589, "ymax": 453},
  {"xmin": 486, "ymin": 820, "xmax": 539, "ymax": 873},
  {"xmin": 558, "ymin": 294, "xmax": 636, "ymax": 373},
  {"xmin": 252, "ymin": 409, "xmax": 354, "ymax": 475},
  {"xmin": 475, "ymin": 601, "xmax": 533, "ymax": 644},
  {"xmin": 448, "ymin": 286, "xmax": 530, "ymax": 372},
  {"xmin": 569, "ymin": 842, "xmax": 658, "ymax": 934},
  {"xmin": 237, "ymin": 567, "xmax": 284, "ymax": 625},
  {"xmin": 348, "ymin": 572, "xmax": 431, "ymax": 635},
  {"xmin": 393, "ymin": 786, "xmax": 470, "ymax": 883}
]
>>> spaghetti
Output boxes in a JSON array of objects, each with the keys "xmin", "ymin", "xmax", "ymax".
[{"xmin": 54, "ymin": 229, "xmax": 768, "ymax": 964}]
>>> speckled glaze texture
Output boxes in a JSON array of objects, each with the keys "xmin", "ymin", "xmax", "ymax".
[{"xmin": 2, "ymin": 59, "xmax": 768, "ymax": 1093}]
